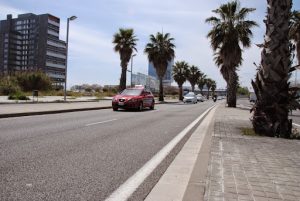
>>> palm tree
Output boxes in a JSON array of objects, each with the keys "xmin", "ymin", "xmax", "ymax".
[
  {"xmin": 145, "ymin": 32, "xmax": 175, "ymax": 101},
  {"xmin": 205, "ymin": 78, "xmax": 213, "ymax": 99},
  {"xmin": 113, "ymin": 28, "xmax": 138, "ymax": 92},
  {"xmin": 172, "ymin": 61, "xmax": 189, "ymax": 100},
  {"xmin": 187, "ymin": 65, "xmax": 201, "ymax": 92},
  {"xmin": 252, "ymin": 0, "xmax": 292, "ymax": 138},
  {"xmin": 290, "ymin": 10, "xmax": 300, "ymax": 65},
  {"xmin": 197, "ymin": 73, "xmax": 207, "ymax": 95},
  {"xmin": 206, "ymin": 1, "xmax": 258, "ymax": 107},
  {"xmin": 211, "ymin": 80, "xmax": 217, "ymax": 96}
]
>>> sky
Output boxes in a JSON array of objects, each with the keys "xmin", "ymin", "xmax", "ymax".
[{"xmin": 1, "ymin": 0, "xmax": 300, "ymax": 90}]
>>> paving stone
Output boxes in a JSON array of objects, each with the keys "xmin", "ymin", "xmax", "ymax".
[
  {"xmin": 252, "ymin": 191, "xmax": 266, "ymax": 197},
  {"xmin": 253, "ymin": 195, "xmax": 270, "ymax": 201},
  {"xmin": 265, "ymin": 192, "xmax": 282, "ymax": 199},
  {"xmin": 281, "ymin": 194, "xmax": 299, "ymax": 201},
  {"xmin": 237, "ymin": 195, "xmax": 253, "ymax": 201},
  {"xmin": 204, "ymin": 102, "xmax": 300, "ymax": 201}
]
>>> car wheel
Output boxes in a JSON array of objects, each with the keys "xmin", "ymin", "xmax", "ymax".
[
  {"xmin": 113, "ymin": 107, "xmax": 118, "ymax": 111},
  {"xmin": 150, "ymin": 100, "xmax": 155, "ymax": 110},
  {"xmin": 138, "ymin": 102, "xmax": 143, "ymax": 111}
]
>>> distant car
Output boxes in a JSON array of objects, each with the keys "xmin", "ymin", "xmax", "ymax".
[
  {"xmin": 112, "ymin": 86, "xmax": 155, "ymax": 111},
  {"xmin": 249, "ymin": 92, "xmax": 257, "ymax": 103},
  {"xmin": 183, "ymin": 93, "xmax": 197, "ymax": 104},
  {"xmin": 196, "ymin": 94, "xmax": 204, "ymax": 102}
]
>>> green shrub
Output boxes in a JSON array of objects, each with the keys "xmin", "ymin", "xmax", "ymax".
[
  {"xmin": 8, "ymin": 91, "xmax": 30, "ymax": 100},
  {"xmin": 0, "ymin": 77, "xmax": 20, "ymax": 95},
  {"xmin": 15, "ymin": 71, "xmax": 53, "ymax": 92}
]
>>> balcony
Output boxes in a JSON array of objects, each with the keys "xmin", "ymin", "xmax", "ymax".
[
  {"xmin": 47, "ymin": 40, "xmax": 66, "ymax": 48},
  {"xmin": 47, "ymin": 72, "xmax": 65, "ymax": 79},
  {"xmin": 46, "ymin": 51, "xmax": 66, "ymax": 59},
  {"xmin": 47, "ymin": 29, "xmax": 59, "ymax": 37},
  {"xmin": 48, "ymin": 19, "xmax": 59, "ymax": 27},
  {"xmin": 46, "ymin": 62, "xmax": 65, "ymax": 69}
]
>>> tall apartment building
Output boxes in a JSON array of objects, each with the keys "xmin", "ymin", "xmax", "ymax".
[
  {"xmin": 148, "ymin": 59, "xmax": 174, "ymax": 86},
  {"xmin": 0, "ymin": 13, "xmax": 67, "ymax": 85}
]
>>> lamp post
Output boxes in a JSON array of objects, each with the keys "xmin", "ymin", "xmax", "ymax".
[
  {"xmin": 64, "ymin": 15, "xmax": 77, "ymax": 102},
  {"xmin": 129, "ymin": 54, "xmax": 136, "ymax": 87}
]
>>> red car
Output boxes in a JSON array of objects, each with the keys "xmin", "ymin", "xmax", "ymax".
[{"xmin": 112, "ymin": 86, "xmax": 155, "ymax": 111}]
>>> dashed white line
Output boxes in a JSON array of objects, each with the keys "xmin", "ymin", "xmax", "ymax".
[{"xmin": 85, "ymin": 119, "xmax": 117, "ymax": 126}]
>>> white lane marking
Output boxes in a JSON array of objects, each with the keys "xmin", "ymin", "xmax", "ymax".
[
  {"xmin": 292, "ymin": 123, "xmax": 300, "ymax": 127},
  {"xmin": 104, "ymin": 105, "xmax": 216, "ymax": 201},
  {"xmin": 85, "ymin": 119, "xmax": 117, "ymax": 127},
  {"xmin": 149, "ymin": 109, "xmax": 159, "ymax": 113}
]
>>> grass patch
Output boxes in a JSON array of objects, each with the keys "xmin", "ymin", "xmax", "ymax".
[{"xmin": 240, "ymin": 127, "xmax": 258, "ymax": 136}]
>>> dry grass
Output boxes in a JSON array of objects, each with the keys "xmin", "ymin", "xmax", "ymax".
[{"xmin": 240, "ymin": 127, "xmax": 258, "ymax": 136}]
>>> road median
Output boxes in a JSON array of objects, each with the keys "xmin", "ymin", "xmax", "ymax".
[{"xmin": 0, "ymin": 100, "xmax": 180, "ymax": 118}]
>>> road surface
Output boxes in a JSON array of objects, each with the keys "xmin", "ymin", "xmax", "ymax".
[{"xmin": 0, "ymin": 101, "xmax": 215, "ymax": 201}]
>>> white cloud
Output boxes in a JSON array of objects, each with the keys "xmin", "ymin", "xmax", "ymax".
[
  {"xmin": 0, "ymin": 3, "xmax": 25, "ymax": 19},
  {"xmin": 2, "ymin": 0, "xmax": 298, "ymax": 89}
]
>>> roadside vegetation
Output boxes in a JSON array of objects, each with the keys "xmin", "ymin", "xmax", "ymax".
[
  {"xmin": 206, "ymin": 1, "xmax": 258, "ymax": 107},
  {"xmin": 112, "ymin": 28, "xmax": 138, "ymax": 92},
  {"xmin": 0, "ymin": 71, "xmax": 52, "ymax": 100},
  {"xmin": 145, "ymin": 32, "xmax": 176, "ymax": 102},
  {"xmin": 252, "ymin": 0, "xmax": 294, "ymax": 138},
  {"xmin": 171, "ymin": 61, "xmax": 217, "ymax": 101}
]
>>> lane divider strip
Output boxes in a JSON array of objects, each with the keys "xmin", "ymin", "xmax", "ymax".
[{"xmin": 104, "ymin": 104, "xmax": 216, "ymax": 201}]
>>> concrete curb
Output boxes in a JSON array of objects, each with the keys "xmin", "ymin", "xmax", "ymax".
[
  {"xmin": 0, "ymin": 106, "xmax": 112, "ymax": 118},
  {"xmin": 145, "ymin": 104, "xmax": 218, "ymax": 201},
  {"xmin": 0, "ymin": 101, "xmax": 180, "ymax": 118}
]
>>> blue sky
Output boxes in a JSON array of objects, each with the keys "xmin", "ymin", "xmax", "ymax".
[{"xmin": 1, "ymin": 0, "xmax": 300, "ymax": 89}]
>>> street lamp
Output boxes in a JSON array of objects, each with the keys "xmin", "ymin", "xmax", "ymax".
[
  {"xmin": 129, "ymin": 53, "xmax": 136, "ymax": 87},
  {"xmin": 64, "ymin": 15, "xmax": 77, "ymax": 102}
]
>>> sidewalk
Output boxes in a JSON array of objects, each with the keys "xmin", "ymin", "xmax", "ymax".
[
  {"xmin": 0, "ymin": 101, "xmax": 112, "ymax": 118},
  {"xmin": 205, "ymin": 104, "xmax": 300, "ymax": 201},
  {"xmin": 0, "ymin": 95, "xmax": 103, "ymax": 103},
  {"xmin": 146, "ymin": 102, "xmax": 300, "ymax": 201}
]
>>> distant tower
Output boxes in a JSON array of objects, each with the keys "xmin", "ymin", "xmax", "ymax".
[{"xmin": 148, "ymin": 58, "xmax": 174, "ymax": 86}]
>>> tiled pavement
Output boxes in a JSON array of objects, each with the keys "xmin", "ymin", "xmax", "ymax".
[{"xmin": 205, "ymin": 105, "xmax": 300, "ymax": 201}]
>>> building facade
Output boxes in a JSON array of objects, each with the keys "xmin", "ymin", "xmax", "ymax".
[
  {"xmin": 148, "ymin": 58, "xmax": 174, "ymax": 86},
  {"xmin": 132, "ymin": 72, "xmax": 159, "ymax": 92},
  {"xmin": 0, "ymin": 13, "xmax": 67, "ymax": 85}
]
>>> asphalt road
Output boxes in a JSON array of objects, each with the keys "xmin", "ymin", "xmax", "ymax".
[{"xmin": 0, "ymin": 100, "xmax": 216, "ymax": 201}]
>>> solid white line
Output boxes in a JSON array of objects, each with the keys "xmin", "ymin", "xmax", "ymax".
[
  {"xmin": 104, "ymin": 105, "xmax": 216, "ymax": 201},
  {"xmin": 292, "ymin": 123, "xmax": 300, "ymax": 127},
  {"xmin": 85, "ymin": 119, "xmax": 117, "ymax": 126}
]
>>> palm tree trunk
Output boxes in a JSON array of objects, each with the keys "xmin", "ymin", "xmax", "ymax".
[
  {"xmin": 296, "ymin": 41, "xmax": 300, "ymax": 65},
  {"xmin": 227, "ymin": 70, "xmax": 237, "ymax": 107},
  {"xmin": 252, "ymin": 0, "xmax": 292, "ymax": 138},
  {"xmin": 191, "ymin": 85, "xmax": 195, "ymax": 92},
  {"xmin": 159, "ymin": 77, "xmax": 164, "ymax": 101},
  {"xmin": 119, "ymin": 63, "xmax": 127, "ymax": 92},
  {"xmin": 200, "ymin": 88, "xmax": 203, "ymax": 95},
  {"xmin": 179, "ymin": 85, "xmax": 183, "ymax": 101}
]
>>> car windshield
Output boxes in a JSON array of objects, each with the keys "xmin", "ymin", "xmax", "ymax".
[
  {"xmin": 185, "ymin": 94, "xmax": 194, "ymax": 97},
  {"xmin": 121, "ymin": 89, "xmax": 142, "ymax": 96}
]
